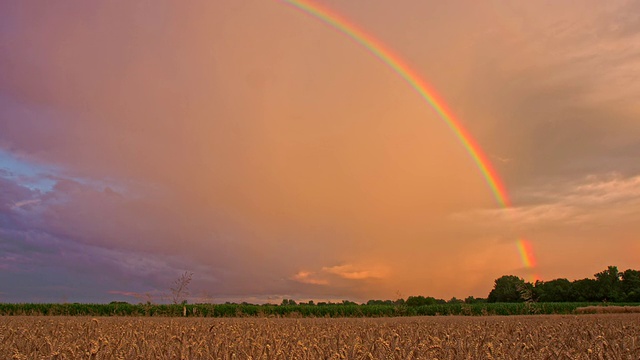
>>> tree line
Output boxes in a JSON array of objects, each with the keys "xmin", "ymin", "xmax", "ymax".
[
  {"xmin": 75, "ymin": 265, "xmax": 640, "ymax": 307},
  {"xmin": 1, "ymin": 266, "xmax": 638, "ymax": 317},
  {"xmin": 283, "ymin": 266, "xmax": 640, "ymax": 306},
  {"xmin": 488, "ymin": 266, "xmax": 640, "ymax": 303},
  {"xmin": 281, "ymin": 265, "xmax": 640, "ymax": 306},
  {"xmin": 168, "ymin": 265, "xmax": 640, "ymax": 307}
]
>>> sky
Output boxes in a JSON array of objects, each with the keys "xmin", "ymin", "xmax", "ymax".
[{"xmin": 1, "ymin": 1, "xmax": 640, "ymax": 304}]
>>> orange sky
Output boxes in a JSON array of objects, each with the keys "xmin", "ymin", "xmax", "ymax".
[{"xmin": 1, "ymin": 1, "xmax": 640, "ymax": 303}]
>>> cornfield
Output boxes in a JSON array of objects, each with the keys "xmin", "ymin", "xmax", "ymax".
[
  {"xmin": 2, "ymin": 302, "xmax": 637, "ymax": 317},
  {"xmin": 2, "ymin": 314, "xmax": 639, "ymax": 359}
]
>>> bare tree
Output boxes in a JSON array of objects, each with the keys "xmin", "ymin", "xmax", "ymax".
[{"xmin": 170, "ymin": 271, "xmax": 193, "ymax": 305}]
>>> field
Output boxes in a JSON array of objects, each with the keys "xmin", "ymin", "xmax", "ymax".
[
  {"xmin": 2, "ymin": 314, "xmax": 639, "ymax": 359},
  {"xmin": 3, "ymin": 302, "xmax": 640, "ymax": 317}
]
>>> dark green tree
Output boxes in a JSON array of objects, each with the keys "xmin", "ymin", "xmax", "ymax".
[
  {"xmin": 487, "ymin": 275, "xmax": 527, "ymax": 302},
  {"xmin": 281, "ymin": 299, "xmax": 296, "ymax": 306},
  {"xmin": 533, "ymin": 278, "xmax": 574, "ymax": 302},
  {"xmin": 621, "ymin": 269, "xmax": 640, "ymax": 302},
  {"xmin": 405, "ymin": 296, "xmax": 438, "ymax": 307},
  {"xmin": 366, "ymin": 299, "xmax": 395, "ymax": 305},
  {"xmin": 594, "ymin": 266, "xmax": 622, "ymax": 302},
  {"xmin": 572, "ymin": 278, "xmax": 600, "ymax": 301}
]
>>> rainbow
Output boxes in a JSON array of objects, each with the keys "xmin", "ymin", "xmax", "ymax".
[
  {"xmin": 516, "ymin": 239, "xmax": 539, "ymax": 282},
  {"xmin": 282, "ymin": 0, "xmax": 542, "ymax": 279},
  {"xmin": 516, "ymin": 238, "xmax": 536, "ymax": 268},
  {"xmin": 282, "ymin": 0, "xmax": 510, "ymax": 208}
]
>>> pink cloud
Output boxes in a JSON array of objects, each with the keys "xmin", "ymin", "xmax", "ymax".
[
  {"xmin": 322, "ymin": 265, "xmax": 388, "ymax": 280},
  {"xmin": 11, "ymin": 199, "xmax": 41, "ymax": 209},
  {"xmin": 291, "ymin": 271, "xmax": 328, "ymax": 286}
]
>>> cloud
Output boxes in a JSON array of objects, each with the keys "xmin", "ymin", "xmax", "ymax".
[
  {"xmin": 572, "ymin": 174, "xmax": 640, "ymax": 205},
  {"xmin": 453, "ymin": 1, "xmax": 640, "ymax": 187},
  {"xmin": 322, "ymin": 264, "xmax": 388, "ymax": 280},
  {"xmin": 455, "ymin": 172, "xmax": 640, "ymax": 233},
  {"xmin": 11, "ymin": 199, "xmax": 41, "ymax": 209},
  {"xmin": 290, "ymin": 264, "xmax": 389, "ymax": 290},
  {"xmin": 290, "ymin": 264, "xmax": 389, "ymax": 287},
  {"xmin": 291, "ymin": 271, "xmax": 328, "ymax": 286}
]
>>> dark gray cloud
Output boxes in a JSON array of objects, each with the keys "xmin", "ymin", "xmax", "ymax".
[{"xmin": 457, "ymin": 4, "xmax": 640, "ymax": 190}]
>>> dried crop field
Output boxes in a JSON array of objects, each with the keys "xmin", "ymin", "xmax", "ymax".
[{"xmin": 2, "ymin": 314, "xmax": 639, "ymax": 359}]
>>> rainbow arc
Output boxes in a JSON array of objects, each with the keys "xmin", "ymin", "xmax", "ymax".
[{"xmin": 282, "ymin": 0, "xmax": 539, "ymax": 280}]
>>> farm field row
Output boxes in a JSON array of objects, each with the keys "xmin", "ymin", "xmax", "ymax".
[
  {"xmin": 2, "ymin": 314, "xmax": 639, "ymax": 359},
  {"xmin": 2, "ymin": 302, "xmax": 640, "ymax": 317}
]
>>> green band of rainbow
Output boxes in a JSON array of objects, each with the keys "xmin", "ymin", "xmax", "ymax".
[{"xmin": 282, "ymin": 0, "xmax": 510, "ymax": 208}]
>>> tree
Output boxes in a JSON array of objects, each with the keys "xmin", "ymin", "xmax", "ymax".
[
  {"xmin": 281, "ymin": 299, "xmax": 296, "ymax": 306},
  {"xmin": 572, "ymin": 278, "xmax": 600, "ymax": 302},
  {"xmin": 405, "ymin": 296, "xmax": 438, "ymax": 307},
  {"xmin": 487, "ymin": 275, "xmax": 527, "ymax": 302},
  {"xmin": 594, "ymin": 266, "xmax": 622, "ymax": 302},
  {"xmin": 533, "ymin": 278, "xmax": 573, "ymax": 302},
  {"xmin": 621, "ymin": 269, "xmax": 640, "ymax": 302},
  {"xmin": 170, "ymin": 271, "xmax": 193, "ymax": 305}
]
